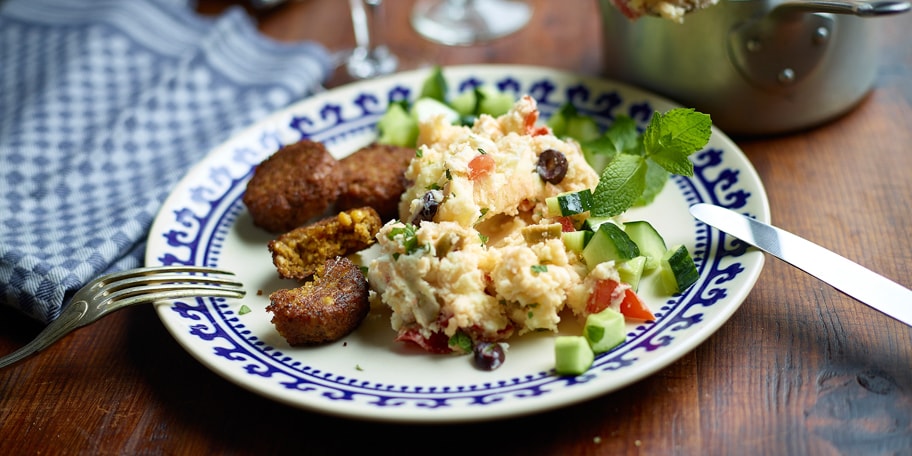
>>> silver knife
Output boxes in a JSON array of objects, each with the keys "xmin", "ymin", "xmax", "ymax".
[{"xmin": 689, "ymin": 203, "xmax": 912, "ymax": 326}]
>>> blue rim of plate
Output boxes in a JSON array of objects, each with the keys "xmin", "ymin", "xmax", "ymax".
[{"xmin": 145, "ymin": 64, "xmax": 769, "ymax": 423}]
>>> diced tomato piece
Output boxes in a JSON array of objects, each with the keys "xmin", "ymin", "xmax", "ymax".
[
  {"xmin": 523, "ymin": 109, "xmax": 550, "ymax": 136},
  {"xmin": 557, "ymin": 216, "xmax": 576, "ymax": 232},
  {"xmin": 619, "ymin": 288, "xmax": 655, "ymax": 321},
  {"xmin": 586, "ymin": 278, "xmax": 624, "ymax": 314},
  {"xmin": 468, "ymin": 154, "xmax": 495, "ymax": 180},
  {"xmin": 395, "ymin": 328, "xmax": 452, "ymax": 354}
]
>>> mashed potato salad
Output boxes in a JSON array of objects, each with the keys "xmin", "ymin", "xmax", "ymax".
[{"xmin": 370, "ymin": 96, "xmax": 628, "ymax": 355}]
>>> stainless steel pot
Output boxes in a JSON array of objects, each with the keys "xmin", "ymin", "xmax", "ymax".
[{"xmin": 599, "ymin": 0, "xmax": 910, "ymax": 135}]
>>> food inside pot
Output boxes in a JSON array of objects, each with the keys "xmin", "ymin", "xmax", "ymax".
[{"xmin": 607, "ymin": 0, "xmax": 719, "ymax": 22}]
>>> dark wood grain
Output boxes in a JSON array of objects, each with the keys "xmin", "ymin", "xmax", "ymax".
[{"xmin": 2, "ymin": 1, "xmax": 911, "ymax": 454}]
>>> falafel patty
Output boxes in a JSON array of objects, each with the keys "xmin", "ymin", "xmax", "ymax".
[
  {"xmin": 267, "ymin": 256, "xmax": 370, "ymax": 345},
  {"xmin": 336, "ymin": 143, "xmax": 416, "ymax": 222},
  {"xmin": 243, "ymin": 139, "xmax": 343, "ymax": 233},
  {"xmin": 268, "ymin": 206, "xmax": 382, "ymax": 281}
]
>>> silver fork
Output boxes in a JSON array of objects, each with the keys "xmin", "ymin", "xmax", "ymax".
[{"xmin": 0, "ymin": 265, "xmax": 246, "ymax": 369}]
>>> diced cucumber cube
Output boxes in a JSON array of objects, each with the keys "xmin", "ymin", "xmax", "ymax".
[
  {"xmin": 618, "ymin": 255, "xmax": 647, "ymax": 291},
  {"xmin": 582, "ymin": 222, "xmax": 640, "ymax": 269},
  {"xmin": 450, "ymin": 87, "xmax": 514, "ymax": 118},
  {"xmin": 566, "ymin": 116, "xmax": 601, "ymax": 142},
  {"xmin": 546, "ymin": 189, "xmax": 593, "ymax": 217},
  {"xmin": 410, "ymin": 97, "xmax": 460, "ymax": 124},
  {"xmin": 548, "ymin": 102, "xmax": 600, "ymax": 141},
  {"xmin": 659, "ymin": 244, "xmax": 700, "ymax": 294},
  {"xmin": 554, "ymin": 336, "xmax": 594, "ymax": 376},
  {"xmin": 624, "ymin": 220, "xmax": 667, "ymax": 271},
  {"xmin": 562, "ymin": 230, "xmax": 593, "ymax": 253},
  {"xmin": 477, "ymin": 88, "xmax": 515, "ymax": 117},
  {"xmin": 583, "ymin": 215, "xmax": 614, "ymax": 231},
  {"xmin": 450, "ymin": 90, "xmax": 476, "ymax": 117},
  {"xmin": 377, "ymin": 103, "xmax": 419, "ymax": 147},
  {"xmin": 584, "ymin": 307, "xmax": 626, "ymax": 354}
]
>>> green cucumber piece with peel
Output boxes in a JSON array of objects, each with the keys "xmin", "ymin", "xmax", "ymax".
[
  {"xmin": 583, "ymin": 215, "xmax": 614, "ymax": 231},
  {"xmin": 584, "ymin": 307, "xmax": 626, "ymax": 354},
  {"xmin": 623, "ymin": 220, "xmax": 667, "ymax": 271},
  {"xmin": 554, "ymin": 336, "xmax": 594, "ymax": 376},
  {"xmin": 659, "ymin": 244, "xmax": 699, "ymax": 294},
  {"xmin": 582, "ymin": 222, "xmax": 640, "ymax": 268},
  {"xmin": 546, "ymin": 189, "xmax": 593, "ymax": 217},
  {"xmin": 562, "ymin": 230, "xmax": 593, "ymax": 253}
]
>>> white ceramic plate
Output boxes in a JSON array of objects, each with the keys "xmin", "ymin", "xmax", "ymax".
[{"xmin": 145, "ymin": 64, "xmax": 769, "ymax": 423}]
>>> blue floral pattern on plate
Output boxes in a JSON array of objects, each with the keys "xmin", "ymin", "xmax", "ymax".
[{"xmin": 145, "ymin": 65, "xmax": 769, "ymax": 423}]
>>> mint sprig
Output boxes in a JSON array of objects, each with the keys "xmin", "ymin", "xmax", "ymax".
[
  {"xmin": 643, "ymin": 108, "xmax": 712, "ymax": 177},
  {"xmin": 591, "ymin": 108, "xmax": 711, "ymax": 217}
]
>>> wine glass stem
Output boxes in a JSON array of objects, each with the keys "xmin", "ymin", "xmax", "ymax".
[{"xmin": 347, "ymin": 0, "xmax": 398, "ymax": 79}]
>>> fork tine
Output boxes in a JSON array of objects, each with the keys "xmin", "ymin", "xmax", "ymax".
[
  {"xmin": 92, "ymin": 273, "xmax": 243, "ymax": 298},
  {"xmin": 96, "ymin": 282, "xmax": 246, "ymax": 313},
  {"xmin": 106, "ymin": 286, "xmax": 247, "ymax": 310},
  {"xmin": 87, "ymin": 266, "xmax": 237, "ymax": 286},
  {"xmin": 88, "ymin": 267, "xmax": 245, "ymax": 314}
]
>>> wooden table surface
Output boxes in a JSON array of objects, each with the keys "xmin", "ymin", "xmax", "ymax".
[{"xmin": 3, "ymin": 1, "xmax": 911, "ymax": 454}]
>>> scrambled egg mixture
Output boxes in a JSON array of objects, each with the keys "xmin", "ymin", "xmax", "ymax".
[{"xmin": 368, "ymin": 95, "xmax": 618, "ymax": 353}]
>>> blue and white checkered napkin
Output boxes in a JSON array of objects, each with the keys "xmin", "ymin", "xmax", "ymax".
[{"xmin": 0, "ymin": 0, "xmax": 334, "ymax": 324}]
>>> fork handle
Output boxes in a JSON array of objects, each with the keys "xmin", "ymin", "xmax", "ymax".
[{"xmin": 0, "ymin": 301, "xmax": 89, "ymax": 369}]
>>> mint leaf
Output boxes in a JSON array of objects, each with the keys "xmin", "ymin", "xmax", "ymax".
[
  {"xmin": 643, "ymin": 108, "xmax": 711, "ymax": 177},
  {"xmin": 634, "ymin": 158, "xmax": 670, "ymax": 206},
  {"xmin": 604, "ymin": 115, "xmax": 642, "ymax": 155},
  {"xmin": 580, "ymin": 136, "xmax": 619, "ymax": 174},
  {"xmin": 591, "ymin": 154, "xmax": 647, "ymax": 217}
]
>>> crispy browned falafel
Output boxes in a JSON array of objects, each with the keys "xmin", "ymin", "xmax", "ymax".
[
  {"xmin": 266, "ymin": 256, "xmax": 370, "ymax": 345},
  {"xmin": 268, "ymin": 206, "xmax": 382, "ymax": 281},
  {"xmin": 336, "ymin": 143, "xmax": 415, "ymax": 222},
  {"xmin": 242, "ymin": 140, "xmax": 343, "ymax": 233}
]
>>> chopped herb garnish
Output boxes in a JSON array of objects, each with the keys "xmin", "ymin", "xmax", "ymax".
[
  {"xmin": 416, "ymin": 149, "xmax": 424, "ymax": 158},
  {"xmin": 478, "ymin": 147, "xmax": 487, "ymax": 154},
  {"xmin": 448, "ymin": 331, "xmax": 473, "ymax": 352},
  {"xmin": 238, "ymin": 305, "xmax": 251, "ymax": 315},
  {"xmin": 479, "ymin": 233, "xmax": 489, "ymax": 245},
  {"xmin": 531, "ymin": 264, "xmax": 548, "ymax": 274},
  {"xmin": 445, "ymin": 169, "xmax": 452, "ymax": 180},
  {"xmin": 387, "ymin": 223, "xmax": 421, "ymax": 254}
]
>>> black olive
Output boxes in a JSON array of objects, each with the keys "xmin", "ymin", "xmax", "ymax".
[
  {"xmin": 536, "ymin": 149, "xmax": 568, "ymax": 184},
  {"xmin": 409, "ymin": 190, "xmax": 440, "ymax": 225},
  {"xmin": 473, "ymin": 342, "xmax": 506, "ymax": 371}
]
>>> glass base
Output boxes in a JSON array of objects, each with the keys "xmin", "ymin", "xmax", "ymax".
[
  {"xmin": 411, "ymin": 0, "xmax": 533, "ymax": 46},
  {"xmin": 345, "ymin": 45, "xmax": 399, "ymax": 80}
]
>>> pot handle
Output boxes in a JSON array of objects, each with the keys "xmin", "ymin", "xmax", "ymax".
[{"xmin": 771, "ymin": 0, "xmax": 910, "ymax": 17}]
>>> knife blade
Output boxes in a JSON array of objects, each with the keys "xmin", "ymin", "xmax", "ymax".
[{"xmin": 689, "ymin": 203, "xmax": 912, "ymax": 326}]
